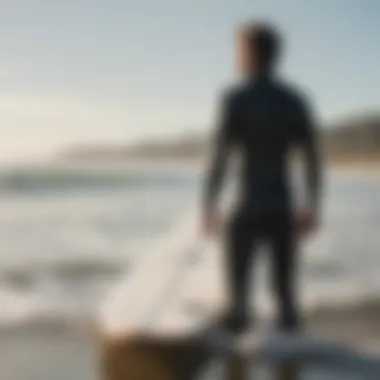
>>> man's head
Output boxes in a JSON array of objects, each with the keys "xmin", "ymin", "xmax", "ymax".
[{"xmin": 236, "ymin": 21, "xmax": 282, "ymax": 77}]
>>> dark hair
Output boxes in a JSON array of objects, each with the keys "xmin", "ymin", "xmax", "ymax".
[{"xmin": 239, "ymin": 21, "xmax": 282, "ymax": 70}]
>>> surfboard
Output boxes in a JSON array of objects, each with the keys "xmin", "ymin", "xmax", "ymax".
[
  {"xmin": 98, "ymin": 206, "xmax": 229, "ymax": 343},
  {"xmin": 97, "ymin": 206, "xmax": 240, "ymax": 380}
]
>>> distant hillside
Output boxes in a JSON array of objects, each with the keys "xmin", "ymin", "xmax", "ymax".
[
  {"xmin": 62, "ymin": 134, "xmax": 209, "ymax": 162},
  {"xmin": 62, "ymin": 112, "xmax": 380, "ymax": 162},
  {"xmin": 323, "ymin": 112, "xmax": 380, "ymax": 161}
]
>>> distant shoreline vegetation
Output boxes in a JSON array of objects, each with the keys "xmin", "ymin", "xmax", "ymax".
[{"xmin": 61, "ymin": 112, "xmax": 380, "ymax": 164}]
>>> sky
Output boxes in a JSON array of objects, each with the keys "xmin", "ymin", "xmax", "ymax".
[{"xmin": 0, "ymin": 0, "xmax": 379, "ymax": 162}]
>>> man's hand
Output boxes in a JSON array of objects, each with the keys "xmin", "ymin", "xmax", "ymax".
[
  {"xmin": 296, "ymin": 206, "xmax": 319, "ymax": 239},
  {"xmin": 202, "ymin": 208, "xmax": 221, "ymax": 238}
]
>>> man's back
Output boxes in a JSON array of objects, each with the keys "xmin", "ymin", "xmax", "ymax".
[{"xmin": 207, "ymin": 77, "xmax": 318, "ymax": 212}]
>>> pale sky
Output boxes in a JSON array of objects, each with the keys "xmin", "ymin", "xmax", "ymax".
[{"xmin": 0, "ymin": 0, "xmax": 379, "ymax": 162}]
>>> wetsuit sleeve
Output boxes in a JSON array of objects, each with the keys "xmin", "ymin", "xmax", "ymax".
[
  {"xmin": 294, "ymin": 97, "xmax": 322, "ymax": 212},
  {"xmin": 203, "ymin": 92, "xmax": 236, "ymax": 211}
]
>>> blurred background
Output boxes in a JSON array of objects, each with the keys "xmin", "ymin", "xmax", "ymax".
[{"xmin": 0, "ymin": 1, "xmax": 379, "ymax": 379}]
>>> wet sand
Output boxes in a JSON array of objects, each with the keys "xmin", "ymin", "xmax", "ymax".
[
  {"xmin": 1, "ymin": 299, "xmax": 380, "ymax": 380},
  {"xmin": 0, "ymin": 326, "xmax": 97, "ymax": 380}
]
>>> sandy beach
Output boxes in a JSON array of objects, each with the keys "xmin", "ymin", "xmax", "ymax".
[{"xmin": 1, "ymin": 298, "xmax": 380, "ymax": 380}]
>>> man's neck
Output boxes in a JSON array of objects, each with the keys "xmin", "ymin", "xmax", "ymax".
[{"xmin": 246, "ymin": 69, "xmax": 274, "ymax": 84}]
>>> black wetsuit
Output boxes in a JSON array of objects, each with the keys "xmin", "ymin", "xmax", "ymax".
[{"xmin": 204, "ymin": 75, "xmax": 321, "ymax": 332}]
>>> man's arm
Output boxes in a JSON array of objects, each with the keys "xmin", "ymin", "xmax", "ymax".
[
  {"xmin": 295, "ymin": 95, "xmax": 322, "ymax": 222},
  {"xmin": 203, "ymin": 91, "xmax": 236, "ymax": 226}
]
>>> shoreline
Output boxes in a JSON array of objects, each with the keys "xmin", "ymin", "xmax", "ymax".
[{"xmin": 6, "ymin": 157, "xmax": 380, "ymax": 174}]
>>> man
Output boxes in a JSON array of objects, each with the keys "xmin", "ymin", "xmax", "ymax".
[{"xmin": 203, "ymin": 22, "xmax": 321, "ymax": 333}]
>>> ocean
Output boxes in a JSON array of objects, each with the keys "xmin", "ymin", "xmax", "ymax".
[
  {"xmin": 0, "ymin": 163, "xmax": 380, "ymax": 331},
  {"xmin": 0, "ymin": 164, "xmax": 201, "ymax": 330}
]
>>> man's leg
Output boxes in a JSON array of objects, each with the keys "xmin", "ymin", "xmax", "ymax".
[
  {"xmin": 268, "ymin": 217, "xmax": 300, "ymax": 331},
  {"xmin": 223, "ymin": 212, "xmax": 257, "ymax": 332}
]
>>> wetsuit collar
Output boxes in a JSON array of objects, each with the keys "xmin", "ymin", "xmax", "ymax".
[{"xmin": 247, "ymin": 69, "xmax": 274, "ymax": 85}]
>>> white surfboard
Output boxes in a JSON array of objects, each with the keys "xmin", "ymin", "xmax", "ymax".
[{"xmin": 97, "ymin": 205, "xmax": 229, "ymax": 343}]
